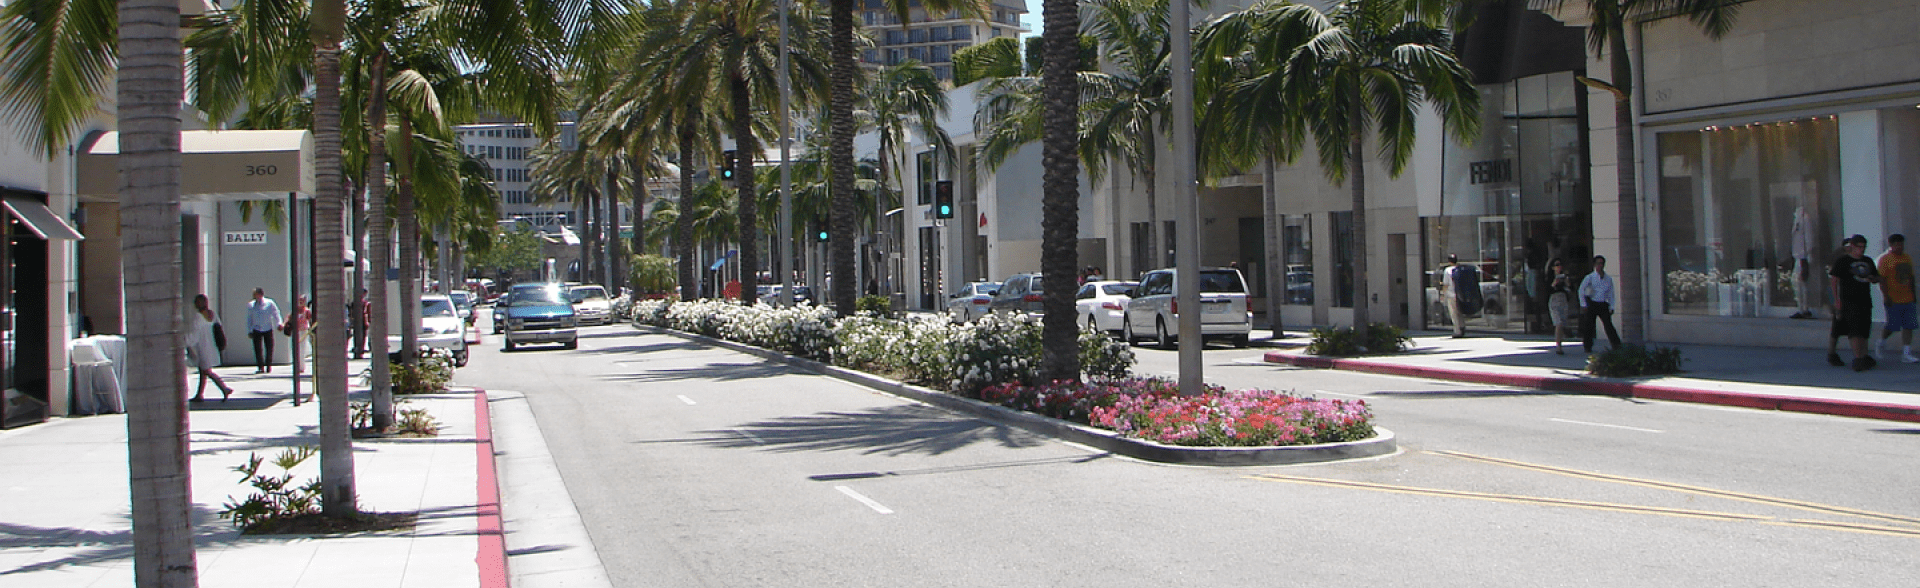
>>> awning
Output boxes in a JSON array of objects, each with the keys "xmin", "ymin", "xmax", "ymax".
[
  {"xmin": 4, "ymin": 196, "xmax": 84, "ymax": 240},
  {"xmin": 75, "ymin": 130, "xmax": 315, "ymax": 202}
]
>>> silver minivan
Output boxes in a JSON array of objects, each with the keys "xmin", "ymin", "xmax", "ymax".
[{"xmin": 1122, "ymin": 267, "xmax": 1252, "ymax": 348}]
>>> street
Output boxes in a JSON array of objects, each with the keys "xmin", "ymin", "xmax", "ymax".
[{"xmin": 464, "ymin": 322, "xmax": 1920, "ymax": 587}]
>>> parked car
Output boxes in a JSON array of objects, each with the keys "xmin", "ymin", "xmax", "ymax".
[
  {"xmin": 1122, "ymin": 267, "xmax": 1253, "ymax": 348},
  {"xmin": 567, "ymin": 284, "xmax": 614, "ymax": 326},
  {"xmin": 448, "ymin": 290, "xmax": 477, "ymax": 325},
  {"xmin": 988, "ymin": 273, "xmax": 1048, "ymax": 318},
  {"xmin": 491, "ymin": 291, "xmax": 512, "ymax": 333},
  {"xmin": 413, "ymin": 294, "xmax": 470, "ymax": 366},
  {"xmin": 499, "ymin": 283, "xmax": 579, "ymax": 351},
  {"xmin": 944, "ymin": 281, "xmax": 1001, "ymax": 323},
  {"xmin": 1075, "ymin": 280, "xmax": 1137, "ymax": 336}
]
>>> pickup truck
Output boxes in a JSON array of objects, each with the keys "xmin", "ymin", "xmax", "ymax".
[{"xmin": 499, "ymin": 283, "xmax": 579, "ymax": 351}]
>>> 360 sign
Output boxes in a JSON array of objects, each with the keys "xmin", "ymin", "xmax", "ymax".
[{"xmin": 245, "ymin": 164, "xmax": 278, "ymax": 176}]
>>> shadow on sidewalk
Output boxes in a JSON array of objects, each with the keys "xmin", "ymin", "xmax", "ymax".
[{"xmin": 692, "ymin": 404, "xmax": 1048, "ymax": 457}]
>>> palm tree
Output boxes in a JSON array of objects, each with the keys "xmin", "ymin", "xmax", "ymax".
[
  {"xmin": 1035, "ymin": 0, "xmax": 1087, "ymax": 382},
  {"xmin": 120, "ymin": 0, "xmax": 200, "ymax": 583},
  {"xmin": 826, "ymin": 0, "xmax": 984, "ymax": 314},
  {"xmin": 859, "ymin": 61, "xmax": 952, "ymax": 296},
  {"xmin": 1196, "ymin": 0, "xmax": 1480, "ymax": 329},
  {"xmin": 1539, "ymin": 0, "xmax": 1740, "ymax": 344},
  {"xmin": 612, "ymin": 0, "xmax": 828, "ymax": 303}
]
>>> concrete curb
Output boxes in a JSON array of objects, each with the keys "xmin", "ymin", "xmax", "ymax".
[
  {"xmin": 634, "ymin": 325, "xmax": 1397, "ymax": 466},
  {"xmin": 1263, "ymin": 351, "xmax": 1920, "ymax": 424},
  {"xmin": 473, "ymin": 388, "xmax": 510, "ymax": 588}
]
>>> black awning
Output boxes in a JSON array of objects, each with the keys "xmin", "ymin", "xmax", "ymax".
[{"xmin": 3, "ymin": 196, "xmax": 83, "ymax": 240}]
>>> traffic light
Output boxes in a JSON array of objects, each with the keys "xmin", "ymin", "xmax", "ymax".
[
  {"xmin": 934, "ymin": 180, "xmax": 954, "ymax": 219},
  {"xmin": 721, "ymin": 150, "xmax": 737, "ymax": 180},
  {"xmin": 816, "ymin": 228, "xmax": 829, "ymax": 242}
]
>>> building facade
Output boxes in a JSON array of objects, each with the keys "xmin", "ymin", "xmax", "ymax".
[{"xmin": 860, "ymin": 0, "xmax": 1029, "ymax": 81}]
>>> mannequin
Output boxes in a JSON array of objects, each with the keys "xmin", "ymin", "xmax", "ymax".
[{"xmin": 1790, "ymin": 205, "xmax": 1816, "ymax": 318}]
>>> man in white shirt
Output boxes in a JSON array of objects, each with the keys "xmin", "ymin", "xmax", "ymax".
[
  {"xmin": 246, "ymin": 288, "xmax": 283, "ymax": 373},
  {"xmin": 1579, "ymin": 255, "xmax": 1622, "ymax": 353}
]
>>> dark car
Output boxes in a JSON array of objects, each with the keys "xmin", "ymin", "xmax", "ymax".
[
  {"xmin": 988, "ymin": 273, "xmax": 1046, "ymax": 318},
  {"xmin": 499, "ymin": 283, "xmax": 579, "ymax": 351}
]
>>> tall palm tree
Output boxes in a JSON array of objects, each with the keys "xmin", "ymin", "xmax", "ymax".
[
  {"xmin": 1196, "ymin": 0, "xmax": 1480, "ymax": 329},
  {"xmin": 120, "ymin": 0, "xmax": 199, "ymax": 584},
  {"xmin": 826, "ymin": 0, "xmax": 984, "ymax": 314},
  {"xmin": 859, "ymin": 61, "xmax": 952, "ymax": 296},
  {"xmin": 309, "ymin": 0, "xmax": 357, "ymax": 516},
  {"xmin": 1036, "ymin": 0, "xmax": 1087, "ymax": 382},
  {"xmin": 1540, "ymin": 0, "xmax": 1740, "ymax": 344},
  {"xmin": 613, "ymin": 0, "xmax": 828, "ymax": 303}
]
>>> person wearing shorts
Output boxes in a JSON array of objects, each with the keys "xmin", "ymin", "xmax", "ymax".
[
  {"xmin": 1878, "ymin": 234, "xmax": 1917, "ymax": 362},
  {"xmin": 1828, "ymin": 234, "xmax": 1881, "ymax": 371}
]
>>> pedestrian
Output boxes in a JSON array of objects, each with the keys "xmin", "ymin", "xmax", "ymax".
[
  {"xmin": 245, "ymin": 287, "xmax": 282, "ymax": 373},
  {"xmin": 1828, "ymin": 234, "xmax": 1881, "ymax": 370},
  {"xmin": 187, "ymin": 294, "xmax": 234, "ymax": 402},
  {"xmin": 1579, "ymin": 255, "xmax": 1622, "ymax": 353},
  {"xmin": 283, "ymin": 295, "xmax": 314, "ymax": 369},
  {"xmin": 1877, "ymin": 234, "xmax": 1917, "ymax": 363},
  {"xmin": 1546, "ymin": 258, "xmax": 1572, "ymax": 355}
]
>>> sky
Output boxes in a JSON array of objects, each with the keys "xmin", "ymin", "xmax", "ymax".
[{"xmin": 1020, "ymin": 1, "xmax": 1041, "ymax": 38}]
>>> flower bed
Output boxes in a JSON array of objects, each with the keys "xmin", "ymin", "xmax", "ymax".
[
  {"xmin": 630, "ymin": 299, "xmax": 1376, "ymax": 448},
  {"xmin": 978, "ymin": 378, "xmax": 1374, "ymax": 447}
]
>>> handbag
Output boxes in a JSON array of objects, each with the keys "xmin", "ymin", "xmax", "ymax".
[{"xmin": 212, "ymin": 322, "xmax": 228, "ymax": 350}]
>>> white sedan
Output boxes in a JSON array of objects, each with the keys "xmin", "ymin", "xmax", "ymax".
[
  {"xmin": 1075, "ymin": 280, "xmax": 1137, "ymax": 337},
  {"xmin": 944, "ymin": 282, "xmax": 1000, "ymax": 323}
]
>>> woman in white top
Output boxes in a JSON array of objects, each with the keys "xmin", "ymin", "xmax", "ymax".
[{"xmin": 188, "ymin": 294, "xmax": 234, "ymax": 402}]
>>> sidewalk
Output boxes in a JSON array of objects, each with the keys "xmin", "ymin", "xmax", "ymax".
[
  {"xmin": 1260, "ymin": 331, "xmax": 1920, "ymax": 423},
  {"xmin": 0, "ymin": 359, "xmax": 494, "ymax": 588}
]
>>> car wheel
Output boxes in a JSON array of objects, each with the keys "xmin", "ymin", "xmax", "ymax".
[
  {"xmin": 1124, "ymin": 317, "xmax": 1140, "ymax": 346},
  {"xmin": 1232, "ymin": 334, "xmax": 1249, "ymax": 349},
  {"xmin": 563, "ymin": 339, "xmax": 578, "ymax": 350},
  {"xmin": 454, "ymin": 348, "xmax": 470, "ymax": 367},
  {"xmin": 1156, "ymin": 318, "xmax": 1175, "ymax": 350},
  {"xmin": 1086, "ymin": 315, "xmax": 1099, "ymax": 334}
]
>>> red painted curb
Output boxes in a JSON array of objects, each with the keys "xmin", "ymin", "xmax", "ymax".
[
  {"xmin": 1264, "ymin": 351, "xmax": 1920, "ymax": 423},
  {"xmin": 474, "ymin": 389, "xmax": 509, "ymax": 588}
]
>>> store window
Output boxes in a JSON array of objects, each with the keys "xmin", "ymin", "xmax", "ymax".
[
  {"xmin": 1656, "ymin": 115, "xmax": 1840, "ymax": 317},
  {"xmin": 1282, "ymin": 214, "xmax": 1312, "ymax": 305},
  {"xmin": 1331, "ymin": 211, "xmax": 1353, "ymax": 308}
]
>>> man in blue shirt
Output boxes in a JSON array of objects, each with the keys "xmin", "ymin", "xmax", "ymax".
[
  {"xmin": 246, "ymin": 288, "xmax": 283, "ymax": 373},
  {"xmin": 1578, "ymin": 255, "xmax": 1622, "ymax": 353}
]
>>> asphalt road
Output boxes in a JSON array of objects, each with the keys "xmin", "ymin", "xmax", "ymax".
[{"xmin": 462, "ymin": 320, "xmax": 1920, "ymax": 587}]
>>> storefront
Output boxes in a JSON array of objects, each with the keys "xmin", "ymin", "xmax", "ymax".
[
  {"xmin": 1, "ymin": 189, "xmax": 84, "ymax": 428},
  {"xmin": 1647, "ymin": 101, "xmax": 1920, "ymax": 343}
]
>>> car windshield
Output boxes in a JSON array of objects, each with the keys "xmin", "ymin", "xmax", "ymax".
[
  {"xmin": 1102, "ymin": 283, "xmax": 1135, "ymax": 296},
  {"xmin": 421, "ymin": 298, "xmax": 457, "ymax": 317},
  {"xmin": 1198, "ymin": 271, "xmax": 1247, "ymax": 293},
  {"xmin": 568, "ymin": 286, "xmax": 607, "ymax": 303},
  {"xmin": 450, "ymin": 292, "xmax": 471, "ymax": 306},
  {"xmin": 510, "ymin": 287, "xmax": 567, "ymax": 306}
]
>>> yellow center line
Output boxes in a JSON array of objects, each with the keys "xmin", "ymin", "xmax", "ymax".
[
  {"xmin": 1249, "ymin": 474, "xmax": 1768, "ymax": 522},
  {"xmin": 1427, "ymin": 450, "xmax": 1920, "ymax": 528}
]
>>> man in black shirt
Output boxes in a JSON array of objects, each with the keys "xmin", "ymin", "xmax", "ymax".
[{"xmin": 1828, "ymin": 234, "xmax": 1882, "ymax": 371}]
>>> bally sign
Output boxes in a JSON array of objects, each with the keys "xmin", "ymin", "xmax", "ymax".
[{"xmin": 224, "ymin": 231, "xmax": 269, "ymax": 245}]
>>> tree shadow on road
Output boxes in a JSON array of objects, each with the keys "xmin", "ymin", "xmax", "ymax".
[
  {"xmin": 693, "ymin": 404, "xmax": 1049, "ymax": 457},
  {"xmin": 596, "ymin": 361, "xmax": 801, "ymax": 384}
]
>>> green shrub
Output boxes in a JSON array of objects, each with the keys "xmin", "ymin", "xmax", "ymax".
[
  {"xmin": 1586, "ymin": 344, "xmax": 1686, "ymax": 377},
  {"xmin": 1364, "ymin": 323, "xmax": 1412, "ymax": 354},
  {"xmin": 218, "ymin": 447, "xmax": 322, "ymax": 532},
  {"xmin": 1309, "ymin": 323, "xmax": 1410, "ymax": 356},
  {"xmin": 391, "ymin": 350, "xmax": 454, "ymax": 395},
  {"xmin": 856, "ymin": 294, "xmax": 893, "ymax": 317}
]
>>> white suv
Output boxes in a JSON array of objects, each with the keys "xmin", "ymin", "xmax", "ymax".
[{"xmin": 1122, "ymin": 267, "xmax": 1252, "ymax": 349}]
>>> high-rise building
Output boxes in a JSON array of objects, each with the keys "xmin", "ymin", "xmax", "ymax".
[{"xmin": 859, "ymin": 0, "xmax": 1029, "ymax": 81}]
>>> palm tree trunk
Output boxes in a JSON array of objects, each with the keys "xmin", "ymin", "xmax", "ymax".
[
  {"xmin": 828, "ymin": 0, "xmax": 859, "ymax": 314},
  {"xmin": 677, "ymin": 121, "xmax": 698, "ymax": 301},
  {"xmin": 311, "ymin": 41, "xmax": 358, "ymax": 516},
  {"xmin": 118, "ymin": 1, "xmax": 197, "ymax": 583},
  {"xmin": 1610, "ymin": 32, "xmax": 1644, "ymax": 345},
  {"xmin": 1039, "ymin": 0, "xmax": 1084, "ymax": 383},
  {"xmin": 630, "ymin": 155, "xmax": 648, "ymax": 265},
  {"xmin": 366, "ymin": 53, "xmax": 396, "ymax": 430},
  {"xmin": 731, "ymin": 73, "xmax": 760, "ymax": 305},
  {"xmin": 1349, "ymin": 106, "xmax": 1369, "ymax": 329},
  {"xmin": 607, "ymin": 167, "xmax": 624, "ymax": 293},
  {"xmin": 397, "ymin": 116, "xmax": 420, "ymax": 365}
]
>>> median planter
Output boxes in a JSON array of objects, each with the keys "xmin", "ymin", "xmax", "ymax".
[{"xmin": 642, "ymin": 325, "xmax": 1397, "ymax": 466}]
